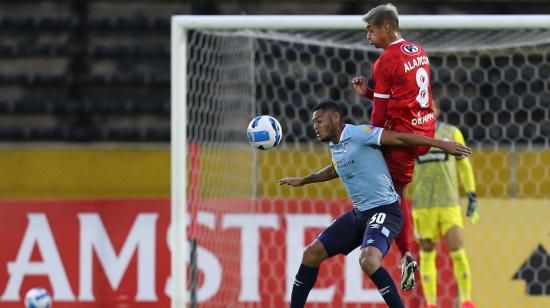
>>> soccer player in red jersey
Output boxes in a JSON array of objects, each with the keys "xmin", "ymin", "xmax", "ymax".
[{"xmin": 351, "ymin": 3, "xmax": 436, "ymax": 292}]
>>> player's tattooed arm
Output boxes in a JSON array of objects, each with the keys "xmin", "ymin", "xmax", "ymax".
[{"xmin": 278, "ymin": 163, "xmax": 338, "ymax": 187}]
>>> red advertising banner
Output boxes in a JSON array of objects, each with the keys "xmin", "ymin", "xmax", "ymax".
[
  {"xmin": 0, "ymin": 199, "xmax": 447, "ymax": 307},
  {"xmin": 0, "ymin": 199, "xmax": 171, "ymax": 307}
]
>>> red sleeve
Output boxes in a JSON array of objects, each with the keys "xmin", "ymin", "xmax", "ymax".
[
  {"xmin": 373, "ymin": 55, "xmax": 392, "ymax": 98},
  {"xmin": 370, "ymin": 97, "xmax": 388, "ymax": 127},
  {"xmin": 363, "ymin": 88, "xmax": 374, "ymax": 100},
  {"xmin": 371, "ymin": 55, "xmax": 392, "ymax": 127}
]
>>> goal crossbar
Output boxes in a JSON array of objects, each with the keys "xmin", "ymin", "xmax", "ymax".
[{"xmin": 173, "ymin": 14, "xmax": 550, "ymax": 30}]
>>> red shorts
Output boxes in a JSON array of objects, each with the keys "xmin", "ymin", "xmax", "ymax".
[
  {"xmin": 383, "ymin": 124, "xmax": 434, "ymax": 190},
  {"xmin": 383, "ymin": 145, "xmax": 430, "ymax": 190}
]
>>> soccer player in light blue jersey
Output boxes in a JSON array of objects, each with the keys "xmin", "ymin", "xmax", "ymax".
[{"xmin": 279, "ymin": 102, "xmax": 470, "ymax": 308}]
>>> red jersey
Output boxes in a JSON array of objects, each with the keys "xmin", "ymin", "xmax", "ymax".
[{"xmin": 372, "ymin": 39, "xmax": 436, "ymax": 188}]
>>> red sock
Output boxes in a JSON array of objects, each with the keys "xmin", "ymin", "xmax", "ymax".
[{"xmin": 396, "ymin": 195, "xmax": 413, "ymax": 257}]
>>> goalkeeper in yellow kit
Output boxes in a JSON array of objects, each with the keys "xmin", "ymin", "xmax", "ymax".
[{"xmin": 410, "ymin": 103, "xmax": 479, "ymax": 308}]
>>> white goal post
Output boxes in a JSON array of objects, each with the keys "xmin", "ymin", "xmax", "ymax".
[{"xmin": 171, "ymin": 14, "xmax": 550, "ymax": 307}]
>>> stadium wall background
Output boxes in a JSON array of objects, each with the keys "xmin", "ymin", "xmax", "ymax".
[
  {"xmin": 0, "ymin": 147, "xmax": 548, "ymax": 307},
  {"xmin": 0, "ymin": 147, "xmax": 546, "ymax": 199}
]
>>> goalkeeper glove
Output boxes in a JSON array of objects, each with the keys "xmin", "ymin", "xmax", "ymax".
[{"xmin": 467, "ymin": 192, "xmax": 479, "ymax": 224}]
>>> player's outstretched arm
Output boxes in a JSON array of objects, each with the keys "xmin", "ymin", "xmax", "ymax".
[
  {"xmin": 380, "ymin": 130, "xmax": 472, "ymax": 157},
  {"xmin": 278, "ymin": 163, "xmax": 338, "ymax": 187}
]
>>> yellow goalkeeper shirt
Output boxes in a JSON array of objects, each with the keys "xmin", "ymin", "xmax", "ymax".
[{"xmin": 411, "ymin": 122, "xmax": 476, "ymax": 209}]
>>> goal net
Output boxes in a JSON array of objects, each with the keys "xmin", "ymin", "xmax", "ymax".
[{"xmin": 172, "ymin": 15, "xmax": 550, "ymax": 308}]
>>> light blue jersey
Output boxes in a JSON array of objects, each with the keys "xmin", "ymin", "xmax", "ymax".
[{"xmin": 329, "ymin": 124, "xmax": 400, "ymax": 211}]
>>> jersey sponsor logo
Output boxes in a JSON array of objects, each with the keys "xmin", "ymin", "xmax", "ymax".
[
  {"xmin": 400, "ymin": 44, "xmax": 421, "ymax": 56},
  {"xmin": 404, "ymin": 55, "xmax": 430, "ymax": 73},
  {"xmin": 411, "ymin": 112, "xmax": 435, "ymax": 126},
  {"xmin": 416, "ymin": 150, "xmax": 449, "ymax": 163},
  {"xmin": 335, "ymin": 158, "xmax": 355, "ymax": 169}
]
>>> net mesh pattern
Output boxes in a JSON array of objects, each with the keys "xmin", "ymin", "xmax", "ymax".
[{"xmin": 184, "ymin": 27, "xmax": 550, "ymax": 307}]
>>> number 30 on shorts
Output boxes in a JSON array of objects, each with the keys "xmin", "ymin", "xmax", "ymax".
[{"xmin": 370, "ymin": 212, "xmax": 386, "ymax": 224}]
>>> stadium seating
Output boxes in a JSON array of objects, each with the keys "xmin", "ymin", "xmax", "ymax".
[
  {"xmin": 0, "ymin": 2, "xmax": 171, "ymax": 141},
  {"xmin": 0, "ymin": 1, "xmax": 548, "ymax": 142}
]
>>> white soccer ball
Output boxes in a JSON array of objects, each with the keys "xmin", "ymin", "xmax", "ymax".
[
  {"xmin": 247, "ymin": 115, "xmax": 283, "ymax": 150},
  {"xmin": 25, "ymin": 288, "xmax": 52, "ymax": 308}
]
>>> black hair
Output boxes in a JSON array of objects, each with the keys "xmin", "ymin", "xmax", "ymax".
[{"xmin": 312, "ymin": 101, "xmax": 343, "ymax": 116}]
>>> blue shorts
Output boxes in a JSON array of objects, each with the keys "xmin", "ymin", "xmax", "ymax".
[{"xmin": 317, "ymin": 202, "xmax": 403, "ymax": 257}]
